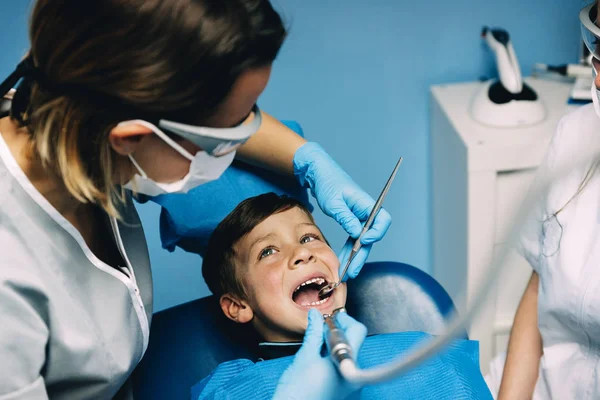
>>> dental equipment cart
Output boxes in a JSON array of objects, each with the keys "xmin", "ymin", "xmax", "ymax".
[{"xmin": 430, "ymin": 77, "xmax": 577, "ymax": 374}]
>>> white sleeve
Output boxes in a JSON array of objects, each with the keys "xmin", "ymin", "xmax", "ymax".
[{"xmin": 0, "ymin": 266, "xmax": 50, "ymax": 400}]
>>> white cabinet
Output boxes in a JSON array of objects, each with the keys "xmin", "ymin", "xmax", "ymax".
[{"xmin": 430, "ymin": 77, "xmax": 578, "ymax": 374}]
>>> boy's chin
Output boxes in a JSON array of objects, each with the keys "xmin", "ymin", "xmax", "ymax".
[
  {"xmin": 268, "ymin": 326, "xmax": 306, "ymax": 343},
  {"xmin": 253, "ymin": 319, "xmax": 305, "ymax": 343}
]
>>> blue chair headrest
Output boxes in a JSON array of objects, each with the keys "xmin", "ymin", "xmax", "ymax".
[{"xmin": 345, "ymin": 261, "xmax": 461, "ymax": 335}]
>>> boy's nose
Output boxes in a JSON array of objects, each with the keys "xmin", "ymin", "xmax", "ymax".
[{"xmin": 290, "ymin": 246, "xmax": 315, "ymax": 268}]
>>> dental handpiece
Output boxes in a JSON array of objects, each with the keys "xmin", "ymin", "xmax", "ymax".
[{"xmin": 324, "ymin": 311, "xmax": 353, "ymax": 367}]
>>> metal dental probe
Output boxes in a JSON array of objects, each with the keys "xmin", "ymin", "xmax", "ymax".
[{"xmin": 318, "ymin": 156, "xmax": 403, "ymax": 298}]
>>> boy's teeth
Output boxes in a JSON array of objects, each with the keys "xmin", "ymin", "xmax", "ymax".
[
  {"xmin": 294, "ymin": 277, "xmax": 325, "ymax": 293},
  {"xmin": 305, "ymin": 297, "xmax": 329, "ymax": 306}
]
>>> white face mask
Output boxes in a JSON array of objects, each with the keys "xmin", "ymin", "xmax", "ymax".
[
  {"xmin": 122, "ymin": 119, "xmax": 236, "ymax": 197},
  {"xmin": 591, "ymin": 63, "xmax": 600, "ymax": 118}
]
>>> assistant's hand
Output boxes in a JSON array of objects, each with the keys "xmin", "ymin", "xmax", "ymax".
[
  {"xmin": 272, "ymin": 309, "xmax": 367, "ymax": 400},
  {"xmin": 293, "ymin": 142, "xmax": 392, "ymax": 278}
]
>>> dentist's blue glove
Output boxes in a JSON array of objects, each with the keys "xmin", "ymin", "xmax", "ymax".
[
  {"xmin": 293, "ymin": 142, "xmax": 392, "ymax": 278},
  {"xmin": 273, "ymin": 309, "xmax": 367, "ymax": 400}
]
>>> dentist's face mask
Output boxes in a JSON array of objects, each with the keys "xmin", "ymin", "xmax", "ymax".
[{"xmin": 123, "ymin": 105, "xmax": 262, "ymax": 197}]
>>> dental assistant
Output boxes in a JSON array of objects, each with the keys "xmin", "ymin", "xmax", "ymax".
[
  {"xmin": 0, "ymin": 1, "xmax": 390, "ymax": 399},
  {"xmin": 485, "ymin": 2, "xmax": 600, "ymax": 399}
]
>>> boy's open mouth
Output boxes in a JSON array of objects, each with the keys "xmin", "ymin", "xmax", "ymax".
[{"xmin": 292, "ymin": 277, "xmax": 333, "ymax": 307}]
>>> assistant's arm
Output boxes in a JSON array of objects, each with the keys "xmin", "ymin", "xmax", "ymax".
[{"xmin": 497, "ymin": 271, "xmax": 542, "ymax": 400}]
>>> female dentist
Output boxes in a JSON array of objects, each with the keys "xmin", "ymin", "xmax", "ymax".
[
  {"xmin": 0, "ymin": 0, "xmax": 388, "ymax": 398},
  {"xmin": 486, "ymin": 2, "xmax": 600, "ymax": 399}
]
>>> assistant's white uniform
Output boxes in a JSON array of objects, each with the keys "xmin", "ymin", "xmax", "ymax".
[
  {"xmin": 0, "ymin": 133, "xmax": 153, "ymax": 399},
  {"xmin": 486, "ymin": 104, "xmax": 600, "ymax": 399}
]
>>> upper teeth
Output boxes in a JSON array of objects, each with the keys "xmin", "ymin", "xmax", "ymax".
[{"xmin": 294, "ymin": 277, "xmax": 325, "ymax": 293}]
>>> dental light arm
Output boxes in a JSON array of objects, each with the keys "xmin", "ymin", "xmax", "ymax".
[
  {"xmin": 324, "ymin": 147, "xmax": 600, "ymax": 386},
  {"xmin": 482, "ymin": 26, "xmax": 523, "ymax": 94}
]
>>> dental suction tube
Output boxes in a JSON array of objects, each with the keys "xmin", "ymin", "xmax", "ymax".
[{"xmin": 325, "ymin": 148, "xmax": 600, "ymax": 386}]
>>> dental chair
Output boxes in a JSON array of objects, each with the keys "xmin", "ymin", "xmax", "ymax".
[{"xmin": 131, "ymin": 121, "xmax": 465, "ymax": 399}]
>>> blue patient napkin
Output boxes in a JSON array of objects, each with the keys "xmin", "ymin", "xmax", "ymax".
[{"xmin": 192, "ymin": 332, "xmax": 493, "ymax": 400}]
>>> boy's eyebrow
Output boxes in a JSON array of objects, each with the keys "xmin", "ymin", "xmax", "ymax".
[
  {"xmin": 248, "ymin": 232, "xmax": 277, "ymax": 253},
  {"xmin": 297, "ymin": 222, "xmax": 318, "ymax": 228},
  {"xmin": 247, "ymin": 222, "xmax": 320, "ymax": 253}
]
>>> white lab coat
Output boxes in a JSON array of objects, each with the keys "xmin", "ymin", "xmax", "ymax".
[
  {"xmin": 0, "ymin": 133, "xmax": 153, "ymax": 399},
  {"xmin": 486, "ymin": 104, "xmax": 600, "ymax": 399}
]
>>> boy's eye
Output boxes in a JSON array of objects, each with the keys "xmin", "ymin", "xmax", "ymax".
[
  {"xmin": 259, "ymin": 247, "xmax": 277, "ymax": 259},
  {"xmin": 300, "ymin": 234, "xmax": 319, "ymax": 244}
]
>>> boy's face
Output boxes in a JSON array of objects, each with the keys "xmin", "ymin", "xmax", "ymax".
[{"xmin": 231, "ymin": 207, "xmax": 347, "ymax": 342}]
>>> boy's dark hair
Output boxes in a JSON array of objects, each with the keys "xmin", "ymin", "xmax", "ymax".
[{"xmin": 202, "ymin": 193, "xmax": 314, "ymax": 299}]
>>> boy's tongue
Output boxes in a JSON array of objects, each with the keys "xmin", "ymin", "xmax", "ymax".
[{"xmin": 294, "ymin": 285, "xmax": 323, "ymax": 306}]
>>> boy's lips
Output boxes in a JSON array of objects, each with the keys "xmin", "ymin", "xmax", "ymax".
[{"xmin": 290, "ymin": 271, "xmax": 336, "ymax": 309}]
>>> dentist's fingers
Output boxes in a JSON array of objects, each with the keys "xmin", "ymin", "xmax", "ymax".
[
  {"xmin": 331, "ymin": 196, "xmax": 363, "ymax": 238},
  {"xmin": 295, "ymin": 309, "xmax": 325, "ymax": 363},
  {"xmin": 340, "ymin": 191, "xmax": 391, "ymax": 247},
  {"xmin": 338, "ymin": 239, "xmax": 371, "ymax": 280},
  {"xmin": 359, "ymin": 208, "xmax": 392, "ymax": 245}
]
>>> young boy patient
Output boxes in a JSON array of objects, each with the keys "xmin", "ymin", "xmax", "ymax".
[{"xmin": 194, "ymin": 193, "xmax": 492, "ymax": 399}]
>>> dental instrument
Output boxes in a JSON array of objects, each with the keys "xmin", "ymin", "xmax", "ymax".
[
  {"xmin": 318, "ymin": 156, "xmax": 403, "ymax": 298},
  {"xmin": 470, "ymin": 26, "xmax": 546, "ymax": 128},
  {"xmin": 323, "ymin": 308, "xmax": 354, "ymax": 368},
  {"xmin": 482, "ymin": 26, "xmax": 523, "ymax": 94},
  {"xmin": 293, "ymin": 142, "xmax": 393, "ymax": 275}
]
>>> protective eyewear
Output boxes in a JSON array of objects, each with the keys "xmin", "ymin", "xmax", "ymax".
[
  {"xmin": 158, "ymin": 104, "xmax": 262, "ymax": 157},
  {"xmin": 580, "ymin": 3, "xmax": 600, "ymax": 61}
]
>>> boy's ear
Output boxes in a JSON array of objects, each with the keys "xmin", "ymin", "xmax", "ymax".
[{"xmin": 220, "ymin": 293, "xmax": 254, "ymax": 324}]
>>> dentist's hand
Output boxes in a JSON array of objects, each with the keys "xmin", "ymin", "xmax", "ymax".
[
  {"xmin": 273, "ymin": 309, "xmax": 367, "ymax": 400},
  {"xmin": 293, "ymin": 143, "xmax": 392, "ymax": 278}
]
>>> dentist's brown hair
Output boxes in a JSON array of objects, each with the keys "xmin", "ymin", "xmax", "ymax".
[{"xmin": 12, "ymin": 0, "xmax": 285, "ymax": 217}]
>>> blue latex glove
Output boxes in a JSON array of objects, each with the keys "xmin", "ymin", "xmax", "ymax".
[
  {"xmin": 294, "ymin": 142, "xmax": 392, "ymax": 278},
  {"xmin": 273, "ymin": 309, "xmax": 367, "ymax": 400}
]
